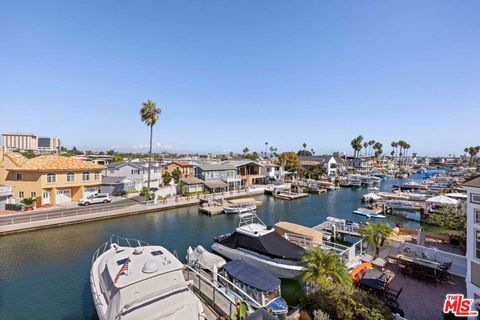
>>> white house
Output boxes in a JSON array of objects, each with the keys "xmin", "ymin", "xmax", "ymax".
[
  {"xmin": 464, "ymin": 176, "xmax": 480, "ymax": 304},
  {"xmin": 298, "ymin": 155, "xmax": 342, "ymax": 176},
  {"xmin": 104, "ymin": 161, "xmax": 162, "ymax": 190},
  {"xmin": 260, "ymin": 161, "xmax": 284, "ymax": 182}
]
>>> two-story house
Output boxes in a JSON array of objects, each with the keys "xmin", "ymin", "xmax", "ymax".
[
  {"xmin": 223, "ymin": 160, "xmax": 265, "ymax": 186},
  {"xmin": 0, "ymin": 150, "xmax": 104, "ymax": 206},
  {"xmin": 464, "ymin": 176, "xmax": 480, "ymax": 303},
  {"xmin": 162, "ymin": 160, "xmax": 194, "ymax": 178},
  {"xmin": 104, "ymin": 161, "xmax": 161, "ymax": 190},
  {"xmin": 195, "ymin": 163, "xmax": 237, "ymax": 192},
  {"xmin": 299, "ymin": 155, "xmax": 341, "ymax": 176},
  {"xmin": 260, "ymin": 161, "xmax": 284, "ymax": 183}
]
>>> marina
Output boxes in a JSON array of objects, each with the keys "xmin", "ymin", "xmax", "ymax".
[{"xmin": 0, "ymin": 177, "xmax": 424, "ymax": 319}]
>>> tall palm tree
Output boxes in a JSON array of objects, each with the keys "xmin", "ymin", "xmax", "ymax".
[
  {"xmin": 265, "ymin": 142, "xmax": 269, "ymax": 157},
  {"xmin": 368, "ymin": 140, "xmax": 375, "ymax": 156},
  {"xmin": 303, "ymin": 143, "xmax": 307, "ymax": 151},
  {"xmin": 301, "ymin": 247, "xmax": 352, "ymax": 288},
  {"xmin": 391, "ymin": 141, "xmax": 397, "ymax": 158},
  {"xmin": 363, "ymin": 142, "xmax": 368, "ymax": 156},
  {"xmin": 359, "ymin": 223, "xmax": 393, "ymax": 257},
  {"xmin": 310, "ymin": 148, "xmax": 315, "ymax": 155},
  {"xmin": 140, "ymin": 99, "xmax": 161, "ymax": 199}
]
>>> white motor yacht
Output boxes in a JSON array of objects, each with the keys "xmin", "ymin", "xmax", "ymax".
[
  {"xmin": 90, "ymin": 236, "xmax": 204, "ymax": 320},
  {"xmin": 211, "ymin": 212, "xmax": 305, "ymax": 279}
]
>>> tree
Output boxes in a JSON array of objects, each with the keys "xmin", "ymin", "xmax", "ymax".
[
  {"xmin": 107, "ymin": 149, "xmax": 116, "ymax": 155},
  {"xmin": 301, "ymin": 247, "xmax": 352, "ymax": 287},
  {"xmin": 301, "ymin": 284, "xmax": 393, "ymax": 320},
  {"xmin": 172, "ymin": 167, "xmax": 182, "ymax": 184},
  {"xmin": 391, "ymin": 141, "xmax": 398, "ymax": 158},
  {"xmin": 277, "ymin": 152, "xmax": 303, "ymax": 174},
  {"xmin": 140, "ymin": 99, "xmax": 161, "ymax": 199},
  {"xmin": 307, "ymin": 164, "xmax": 327, "ymax": 180},
  {"xmin": 427, "ymin": 206, "xmax": 466, "ymax": 234},
  {"xmin": 298, "ymin": 150, "xmax": 313, "ymax": 156},
  {"xmin": 368, "ymin": 140, "xmax": 375, "ymax": 156},
  {"xmin": 162, "ymin": 171, "xmax": 172, "ymax": 185},
  {"xmin": 242, "ymin": 147, "xmax": 249, "ymax": 155},
  {"xmin": 265, "ymin": 142, "xmax": 269, "ymax": 157},
  {"xmin": 359, "ymin": 223, "xmax": 394, "ymax": 257},
  {"xmin": 269, "ymin": 146, "xmax": 275, "ymax": 157},
  {"xmin": 310, "ymin": 148, "xmax": 315, "ymax": 155},
  {"xmin": 373, "ymin": 142, "xmax": 383, "ymax": 158},
  {"xmin": 351, "ymin": 135, "xmax": 363, "ymax": 158}
]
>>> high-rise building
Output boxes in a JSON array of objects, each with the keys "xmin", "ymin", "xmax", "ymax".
[{"xmin": 2, "ymin": 133, "xmax": 61, "ymax": 154}]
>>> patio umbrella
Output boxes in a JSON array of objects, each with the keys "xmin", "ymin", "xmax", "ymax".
[
  {"xmin": 417, "ymin": 227, "xmax": 425, "ymax": 246},
  {"xmin": 425, "ymin": 195, "xmax": 458, "ymax": 206}
]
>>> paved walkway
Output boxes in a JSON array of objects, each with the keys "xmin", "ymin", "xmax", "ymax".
[{"xmin": 0, "ymin": 189, "xmax": 264, "ymax": 235}]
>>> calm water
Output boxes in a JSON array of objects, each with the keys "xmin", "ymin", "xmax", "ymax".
[{"xmin": 0, "ymin": 178, "xmax": 420, "ymax": 319}]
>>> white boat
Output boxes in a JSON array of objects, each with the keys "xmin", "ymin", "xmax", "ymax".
[
  {"xmin": 90, "ymin": 236, "xmax": 204, "ymax": 320},
  {"xmin": 211, "ymin": 212, "xmax": 305, "ymax": 279},
  {"xmin": 223, "ymin": 198, "xmax": 257, "ymax": 214},
  {"xmin": 186, "ymin": 245, "xmax": 226, "ymax": 270}
]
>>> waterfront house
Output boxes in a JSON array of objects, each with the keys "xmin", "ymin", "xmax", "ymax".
[
  {"xmin": 464, "ymin": 176, "xmax": 480, "ymax": 300},
  {"xmin": 104, "ymin": 160, "xmax": 161, "ymax": 190},
  {"xmin": 347, "ymin": 156, "xmax": 375, "ymax": 173},
  {"xmin": 0, "ymin": 150, "xmax": 104, "ymax": 206},
  {"xmin": 223, "ymin": 160, "xmax": 265, "ymax": 186},
  {"xmin": 260, "ymin": 160, "xmax": 284, "ymax": 183},
  {"xmin": 195, "ymin": 163, "xmax": 236, "ymax": 192},
  {"xmin": 162, "ymin": 160, "xmax": 194, "ymax": 178},
  {"xmin": 100, "ymin": 176, "xmax": 136, "ymax": 196},
  {"xmin": 299, "ymin": 155, "xmax": 343, "ymax": 176},
  {"xmin": 0, "ymin": 184, "xmax": 12, "ymax": 210},
  {"xmin": 179, "ymin": 177, "xmax": 204, "ymax": 195}
]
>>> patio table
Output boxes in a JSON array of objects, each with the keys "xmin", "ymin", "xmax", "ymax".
[
  {"xmin": 359, "ymin": 269, "xmax": 388, "ymax": 291},
  {"xmin": 395, "ymin": 254, "xmax": 443, "ymax": 271}
]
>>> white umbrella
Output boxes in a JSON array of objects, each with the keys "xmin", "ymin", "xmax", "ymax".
[{"xmin": 426, "ymin": 195, "xmax": 458, "ymax": 206}]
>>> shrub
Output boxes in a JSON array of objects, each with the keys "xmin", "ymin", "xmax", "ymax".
[{"xmin": 300, "ymin": 284, "xmax": 393, "ymax": 320}]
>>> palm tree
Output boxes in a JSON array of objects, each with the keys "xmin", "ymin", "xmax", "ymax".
[
  {"xmin": 363, "ymin": 142, "xmax": 368, "ymax": 156},
  {"xmin": 359, "ymin": 223, "xmax": 394, "ymax": 257},
  {"xmin": 301, "ymin": 247, "xmax": 352, "ymax": 288},
  {"xmin": 373, "ymin": 142, "xmax": 383, "ymax": 158},
  {"xmin": 310, "ymin": 148, "xmax": 315, "ymax": 155},
  {"xmin": 303, "ymin": 143, "xmax": 307, "ymax": 151},
  {"xmin": 269, "ymin": 146, "xmax": 274, "ymax": 157},
  {"xmin": 368, "ymin": 140, "xmax": 375, "ymax": 156},
  {"xmin": 242, "ymin": 147, "xmax": 249, "ymax": 155},
  {"xmin": 391, "ymin": 141, "xmax": 397, "ymax": 158},
  {"xmin": 140, "ymin": 99, "xmax": 161, "ymax": 199},
  {"xmin": 265, "ymin": 142, "xmax": 269, "ymax": 157}
]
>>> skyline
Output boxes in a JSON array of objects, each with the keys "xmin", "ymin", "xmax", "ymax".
[{"xmin": 1, "ymin": 1, "xmax": 480, "ymax": 156}]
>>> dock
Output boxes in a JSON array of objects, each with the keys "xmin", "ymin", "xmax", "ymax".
[{"xmin": 313, "ymin": 218, "xmax": 362, "ymax": 237}]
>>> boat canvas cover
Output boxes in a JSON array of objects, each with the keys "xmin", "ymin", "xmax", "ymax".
[
  {"xmin": 224, "ymin": 260, "xmax": 280, "ymax": 292},
  {"xmin": 189, "ymin": 245, "xmax": 226, "ymax": 269},
  {"xmin": 274, "ymin": 221, "xmax": 323, "ymax": 245},
  {"xmin": 217, "ymin": 230, "xmax": 305, "ymax": 261}
]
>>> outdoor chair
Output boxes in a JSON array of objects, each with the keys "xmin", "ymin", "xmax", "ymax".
[{"xmin": 382, "ymin": 287, "xmax": 403, "ymax": 304}]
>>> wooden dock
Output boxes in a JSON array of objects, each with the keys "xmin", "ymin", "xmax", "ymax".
[{"xmin": 273, "ymin": 192, "xmax": 309, "ymax": 200}]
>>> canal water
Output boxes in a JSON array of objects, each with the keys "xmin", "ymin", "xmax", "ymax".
[{"xmin": 0, "ymin": 178, "xmax": 421, "ymax": 319}]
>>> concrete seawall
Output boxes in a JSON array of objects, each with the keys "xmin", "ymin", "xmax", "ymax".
[{"xmin": 0, "ymin": 189, "xmax": 265, "ymax": 236}]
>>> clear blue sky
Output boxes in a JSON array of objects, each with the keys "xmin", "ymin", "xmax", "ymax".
[{"xmin": 1, "ymin": 1, "xmax": 479, "ymax": 156}]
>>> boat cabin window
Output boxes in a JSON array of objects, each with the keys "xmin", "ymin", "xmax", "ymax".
[
  {"xmin": 151, "ymin": 250, "xmax": 164, "ymax": 256},
  {"xmin": 116, "ymin": 257, "xmax": 129, "ymax": 265},
  {"xmin": 101, "ymin": 266, "xmax": 114, "ymax": 304}
]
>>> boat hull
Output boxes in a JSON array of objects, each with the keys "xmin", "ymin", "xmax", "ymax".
[
  {"xmin": 223, "ymin": 206, "xmax": 255, "ymax": 214},
  {"xmin": 211, "ymin": 243, "xmax": 303, "ymax": 279}
]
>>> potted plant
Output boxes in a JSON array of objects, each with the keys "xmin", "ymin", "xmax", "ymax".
[{"xmin": 20, "ymin": 197, "xmax": 36, "ymax": 211}]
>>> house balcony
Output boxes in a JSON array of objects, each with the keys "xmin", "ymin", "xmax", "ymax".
[{"xmin": 0, "ymin": 185, "xmax": 13, "ymax": 197}]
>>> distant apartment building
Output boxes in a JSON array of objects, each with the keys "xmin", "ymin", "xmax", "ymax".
[
  {"xmin": 2, "ymin": 133, "xmax": 61, "ymax": 154},
  {"xmin": 465, "ymin": 176, "xmax": 480, "ymax": 302},
  {"xmin": 0, "ymin": 150, "xmax": 104, "ymax": 206}
]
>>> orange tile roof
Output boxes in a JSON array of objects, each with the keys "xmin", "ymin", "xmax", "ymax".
[
  {"xmin": 6, "ymin": 153, "xmax": 105, "ymax": 172},
  {"xmin": 4, "ymin": 153, "xmax": 27, "ymax": 166},
  {"xmin": 173, "ymin": 160, "xmax": 193, "ymax": 167}
]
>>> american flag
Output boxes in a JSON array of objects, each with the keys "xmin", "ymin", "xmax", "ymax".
[{"xmin": 114, "ymin": 259, "xmax": 130, "ymax": 283}]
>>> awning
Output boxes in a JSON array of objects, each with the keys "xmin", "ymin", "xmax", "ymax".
[
  {"xmin": 203, "ymin": 180, "xmax": 228, "ymax": 189},
  {"xmin": 224, "ymin": 259, "xmax": 280, "ymax": 292}
]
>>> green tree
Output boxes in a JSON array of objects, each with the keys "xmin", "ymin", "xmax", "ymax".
[
  {"xmin": 359, "ymin": 223, "xmax": 394, "ymax": 257},
  {"xmin": 277, "ymin": 152, "xmax": 303, "ymax": 174},
  {"xmin": 298, "ymin": 150, "xmax": 313, "ymax": 156},
  {"xmin": 301, "ymin": 247, "xmax": 352, "ymax": 288},
  {"xmin": 373, "ymin": 142, "xmax": 383, "ymax": 158},
  {"xmin": 242, "ymin": 147, "xmax": 249, "ymax": 155},
  {"xmin": 162, "ymin": 171, "xmax": 172, "ymax": 186},
  {"xmin": 307, "ymin": 164, "xmax": 327, "ymax": 180},
  {"xmin": 303, "ymin": 143, "xmax": 307, "ymax": 150},
  {"xmin": 265, "ymin": 142, "xmax": 269, "ymax": 157},
  {"xmin": 140, "ymin": 99, "xmax": 161, "ymax": 198},
  {"xmin": 172, "ymin": 167, "xmax": 182, "ymax": 184},
  {"xmin": 427, "ymin": 206, "xmax": 466, "ymax": 234}
]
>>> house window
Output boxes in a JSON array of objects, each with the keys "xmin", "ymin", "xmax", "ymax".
[
  {"xmin": 94, "ymin": 172, "xmax": 100, "ymax": 180},
  {"xmin": 19, "ymin": 191, "xmax": 24, "ymax": 198},
  {"xmin": 472, "ymin": 193, "xmax": 480, "ymax": 205},
  {"xmin": 82, "ymin": 172, "xmax": 90, "ymax": 181},
  {"xmin": 66, "ymin": 172, "xmax": 75, "ymax": 182},
  {"xmin": 476, "ymin": 209, "xmax": 480, "ymax": 224},
  {"xmin": 31, "ymin": 192, "xmax": 36, "ymax": 198},
  {"xmin": 476, "ymin": 230, "xmax": 480, "ymax": 260},
  {"xmin": 46, "ymin": 173, "xmax": 56, "ymax": 183},
  {"xmin": 16, "ymin": 173, "xmax": 22, "ymax": 180}
]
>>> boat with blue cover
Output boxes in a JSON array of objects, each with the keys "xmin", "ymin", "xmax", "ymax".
[
  {"xmin": 353, "ymin": 209, "xmax": 386, "ymax": 219},
  {"xmin": 221, "ymin": 259, "xmax": 288, "ymax": 318}
]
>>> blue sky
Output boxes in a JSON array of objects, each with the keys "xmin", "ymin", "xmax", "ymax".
[{"xmin": 1, "ymin": 1, "xmax": 479, "ymax": 156}]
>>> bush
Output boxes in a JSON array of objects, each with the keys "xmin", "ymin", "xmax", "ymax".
[{"xmin": 300, "ymin": 284, "xmax": 393, "ymax": 320}]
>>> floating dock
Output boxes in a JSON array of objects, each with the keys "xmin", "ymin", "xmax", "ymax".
[{"xmin": 272, "ymin": 192, "xmax": 309, "ymax": 200}]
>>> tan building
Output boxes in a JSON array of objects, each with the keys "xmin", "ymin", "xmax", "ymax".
[
  {"xmin": 0, "ymin": 150, "xmax": 104, "ymax": 207},
  {"xmin": 2, "ymin": 133, "xmax": 60, "ymax": 154},
  {"xmin": 162, "ymin": 161, "xmax": 194, "ymax": 178}
]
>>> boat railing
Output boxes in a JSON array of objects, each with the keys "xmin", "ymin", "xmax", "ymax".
[
  {"xmin": 91, "ymin": 235, "xmax": 150, "ymax": 265},
  {"xmin": 185, "ymin": 263, "xmax": 262, "ymax": 317}
]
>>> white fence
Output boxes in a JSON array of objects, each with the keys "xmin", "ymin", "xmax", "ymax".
[{"xmin": 401, "ymin": 242, "xmax": 467, "ymax": 278}]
